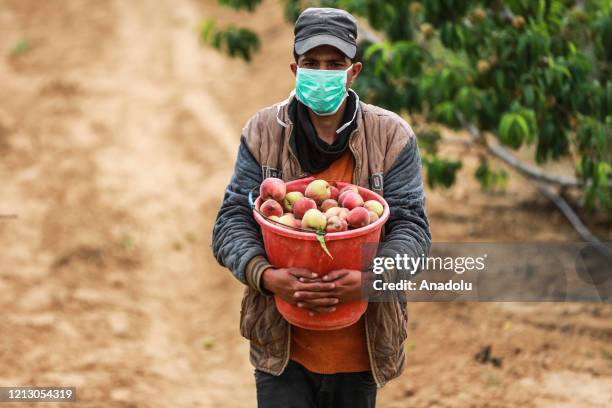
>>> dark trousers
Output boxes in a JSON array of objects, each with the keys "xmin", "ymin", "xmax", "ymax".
[{"xmin": 255, "ymin": 360, "xmax": 377, "ymax": 408}]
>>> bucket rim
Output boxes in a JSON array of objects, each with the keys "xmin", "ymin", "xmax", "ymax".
[{"xmin": 253, "ymin": 179, "xmax": 389, "ymax": 241}]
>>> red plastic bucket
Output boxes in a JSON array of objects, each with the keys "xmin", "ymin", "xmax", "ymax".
[{"xmin": 253, "ymin": 177, "xmax": 389, "ymax": 330}]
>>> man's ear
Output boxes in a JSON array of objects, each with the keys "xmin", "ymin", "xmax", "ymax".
[
  {"xmin": 347, "ymin": 62, "xmax": 363, "ymax": 87},
  {"xmin": 290, "ymin": 62, "xmax": 298, "ymax": 77}
]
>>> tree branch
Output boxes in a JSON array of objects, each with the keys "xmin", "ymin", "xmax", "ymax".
[
  {"xmin": 463, "ymin": 122, "xmax": 585, "ymax": 188},
  {"xmin": 457, "ymin": 122, "xmax": 611, "ymax": 259},
  {"xmin": 535, "ymin": 182, "xmax": 612, "ymax": 262}
]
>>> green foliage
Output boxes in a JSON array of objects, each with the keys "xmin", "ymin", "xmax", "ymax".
[
  {"xmin": 576, "ymin": 116, "xmax": 612, "ymax": 210},
  {"xmin": 416, "ymin": 128, "xmax": 442, "ymax": 154},
  {"xmin": 200, "ymin": 18, "xmax": 260, "ymax": 61},
  {"xmin": 10, "ymin": 39, "xmax": 31, "ymax": 56},
  {"xmin": 417, "ymin": 128, "xmax": 462, "ymax": 188},
  {"xmin": 203, "ymin": 0, "xmax": 612, "ymax": 211},
  {"xmin": 219, "ymin": 0, "xmax": 262, "ymax": 11},
  {"xmin": 498, "ymin": 104, "xmax": 537, "ymax": 149},
  {"xmin": 475, "ymin": 157, "xmax": 509, "ymax": 192},
  {"xmin": 422, "ymin": 155, "xmax": 462, "ymax": 189}
]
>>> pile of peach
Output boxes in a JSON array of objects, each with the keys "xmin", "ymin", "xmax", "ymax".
[{"xmin": 258, "ymin": 178, "xmax": 383, "ymax": 233}]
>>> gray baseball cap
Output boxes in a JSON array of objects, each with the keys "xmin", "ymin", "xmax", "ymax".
[{"xmin": 294, "ymin": 8, "xmax": 358, "ymax": 59}]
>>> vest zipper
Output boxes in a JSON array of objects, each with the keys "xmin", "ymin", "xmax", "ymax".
[
  {"xmin": 286, "ymin": 126, "xmax": 307, "ymax": 179},
  {"xmin": 347, "ymin": 129, "xmax": 361, "ymax": 184},
  {"xmin": 348, "ymin": 124, "xmax": 379, "ymax": 386}
]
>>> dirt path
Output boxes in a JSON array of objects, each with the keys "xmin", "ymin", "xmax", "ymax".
[
  {"xmin": 78, "ymin": 0, "xmax": 264, "ymax": 405},
  {"xmin": 0, "ymin": 1, "xmax": 611, "ymax": 408},
  {"xmin": 92, "ymin": 0, "xmax": 245, "ymax": 405}
]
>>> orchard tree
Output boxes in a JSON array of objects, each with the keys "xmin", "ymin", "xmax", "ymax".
[{"xmin": 202, "ymin": 0, "xmax": 611, "ymax": 242}]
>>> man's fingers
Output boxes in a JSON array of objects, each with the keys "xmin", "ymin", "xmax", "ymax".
[
  {"xmin": 294, "ymin": 291, "xmax": 336, "ymax": 300},
  {"xmin": 296, "ymin": 297, "xmax": 338, "ymax": 307},
  {"xmin": 288, "ymin": 268, "xmax": 318, "ymax": 279},
  {"xmin": 298, "ymin": 277, "xmax": 323, "ymax": 283},
  {"xmin": 322, "ymin": 269, "xmax": 350, "ymax": 282},
  {"xmin": 295, "ymin": 282, "xmax": 335, "ymax": 292},
  {"xmin": 297, "ymin": 302, "xmax": 337, "ymax": 315},
  {"xmin": 282, "ymin": 297, "xmax": 298, "ymax": 305}
]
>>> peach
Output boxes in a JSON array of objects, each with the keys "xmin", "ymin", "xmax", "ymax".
[
  {"xmin": 326, "ymin": 215, "xmax": 348, "ymax": 233},
  {"xmin": 260, "ymin": 177, "xmax": 286, "ymax": 202},
  {"xmin": 260, "ymin": 199, "xmax": 283, "ymax": 218},
  {"xmin": 283, "ymin": 191, "xmax": 304, "ymax": 212},
  {"xmin": 364, "ymin": 200, "xmax": 383, "ymax": 217},
  {"xmin": 340, "ymin": 191, "xmax": 364, "ymax": 210},
  {"xmin": 324, "ymin": 207, "xmax": 350, "ymax": 221},
  {"xmin": 339, "ymin": 185, "xmax": 359, "ymax": 195},
  {"xmin": 301, "ymin": 209, "xmax": 327, "ymax": 231},
  {"xmin": 319, "ymin": 199, "xmax": 338, "ymax": 213},
  {"xmin": 268, "ymin": 215, "xmax": 280, "ymax": 222},
  {"xmin": 304, "ymin": 179, "xmax": 331, "ymax": 204},
  {"xmin": 337, "ymin": 208, "xmax": 350, "ymax": 220},
  {"xmin": 328, "ymin": 207, "xmax": 349, "ymax": 218},
  {"xmin": 337, "ymin": 190, "xmax": 350, "ymax": 205},
  {"xmin": 278, "ymin": 213, "xmax": 298, "ymax": 228},
  {"xmin": 347, "ymin": 207, "xmax": 370, "ymax": 229},
  {"xmin": 338, "ymin": 187, "xmax": 360, "ymax": 206},
  {"xmin": 330, "ymin": 185, "xmax": 339, "ymax": 201},
  {"xmin": 324, "ymin": 207, "xmax": 341, "ymax": 219},
  {"xmin": 292, "ymin": 197, "xmax": 317, "ymax": 219},
  {"xmin": 368, "ymin": 211, "xmax": 379, "ymax": 223}
]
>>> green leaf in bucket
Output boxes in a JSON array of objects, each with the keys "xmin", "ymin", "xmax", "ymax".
[{"xmin": 315, "ymin": 230, "xmax": 333, "ymax": 259}]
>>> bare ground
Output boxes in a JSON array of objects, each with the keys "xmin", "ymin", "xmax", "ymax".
[{"xmin": 0, "ymin": 1, "xmax": 610, "ymax": 407}]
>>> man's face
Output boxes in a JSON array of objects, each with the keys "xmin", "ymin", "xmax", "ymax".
[{"xmin": 290, "ymin": 45, "xmax": 362, "ymax": 88}]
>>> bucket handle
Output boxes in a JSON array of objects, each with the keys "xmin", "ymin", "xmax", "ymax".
[{"xmin": 248, "ymin": 188, "xmax": 257, "ymax": 210}]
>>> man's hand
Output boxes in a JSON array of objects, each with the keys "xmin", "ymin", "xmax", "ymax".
[
  {"xmin": 321, "ymin": 269, "xmax": 368, "ymax": 304},
  {"xmin": 262, "ymin": 268, "xmax": 338, "ymax": 315}
]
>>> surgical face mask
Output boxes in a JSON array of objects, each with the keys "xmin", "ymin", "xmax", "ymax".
[{"xmin": 295, "ymin": 65, "xmax": 353, "ymax": 116}]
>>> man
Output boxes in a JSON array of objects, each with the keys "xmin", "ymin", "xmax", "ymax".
[{"xmin": 212, "ymin": 7, "xmax": 431, "ymax": 408}]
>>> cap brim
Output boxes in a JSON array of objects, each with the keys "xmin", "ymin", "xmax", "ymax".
[{"xmin": 294, "ymin": 34, "xmax": 357, "ymax": 59}]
